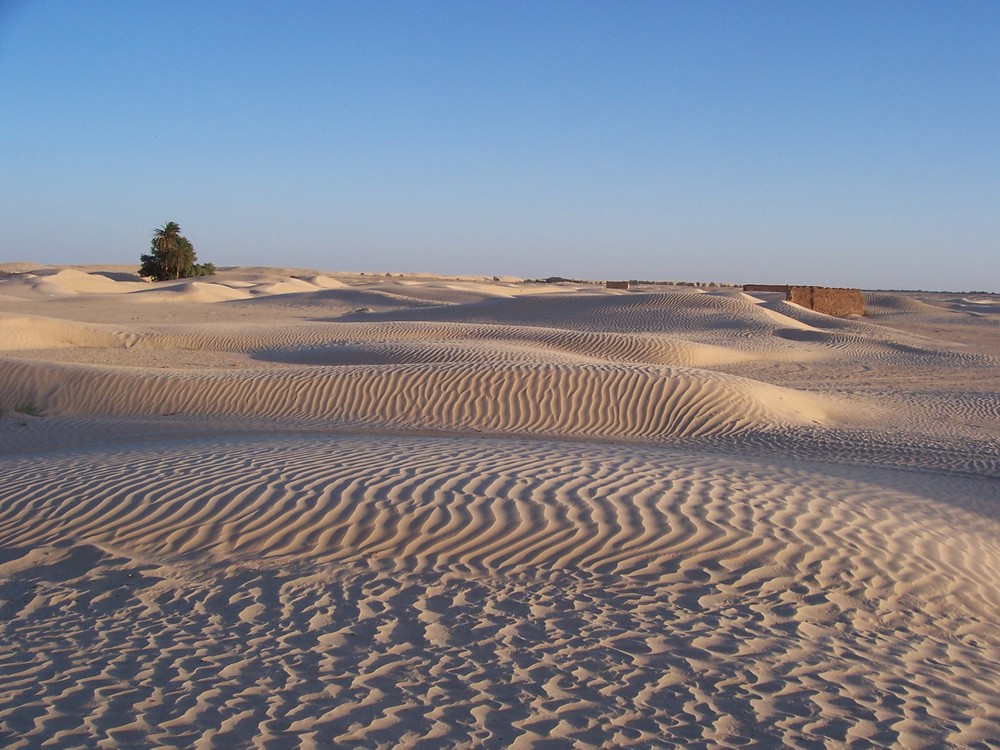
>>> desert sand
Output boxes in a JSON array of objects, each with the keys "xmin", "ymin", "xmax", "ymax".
[{"xmin": 1, "ymin": 264, "xmax": 998, "ymax": 748}]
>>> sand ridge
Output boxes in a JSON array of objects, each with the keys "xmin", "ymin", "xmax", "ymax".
[{"xmin": 1, "ymin": 265, "xmax": 1000, "ymax": 748}]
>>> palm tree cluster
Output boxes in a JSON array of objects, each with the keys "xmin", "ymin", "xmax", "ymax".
[{"xmin": 139, "ymin": 221, "xmax": 215, "ymax": 281}]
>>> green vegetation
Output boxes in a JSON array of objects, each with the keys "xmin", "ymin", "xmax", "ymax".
[
  {"xmin": 524, "ymin": 276, "xmax": 596, "ymax": 285},
  {"xmin": 0, "ymin": 403, "xmax": 43, "ymax": 419},
  {"xmin": 139, "ymin": 221, "xmax": 215, "ymax": 281}
]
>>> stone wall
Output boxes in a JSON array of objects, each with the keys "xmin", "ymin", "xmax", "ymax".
[
  {"xmin": 605, "ymin": 281, "xmax": 631, "ymax": 290},
  {"xmin": 788, "ymin": 286, "xmax": 864, "ymax": 316}
]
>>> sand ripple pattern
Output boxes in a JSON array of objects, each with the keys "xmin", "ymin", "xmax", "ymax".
[
  {"xmin": 0, "ymin": 358, "xmax": 837, "ymax": 438},
  {"xmin": 1, "ymin": 434, "xmax": 999, "ymax": 748},
  {"xmin": 1, "ymin": 313, "xmax": 757, "ymax": 368},
  {"xmin": 4, "ymin": 273, "xmax": 1000, "ymax": 748},
  {"xmin": 343, "ymin": 291, "xmax": 788, "ymax": 341},
  {"xmin": 246, "ymin": 322, "xmax": 755, "ymax": 368}
]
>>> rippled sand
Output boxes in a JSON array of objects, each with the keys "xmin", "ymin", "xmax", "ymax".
[{"xmin": 1, "ymin": 265, "xmax": 999, "ymax": 748}]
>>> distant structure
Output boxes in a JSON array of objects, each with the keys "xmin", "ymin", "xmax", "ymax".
[
  {"xmin": 742, "ymin": 284, "xmax": 790, "ymax": 294},
  {"xmin": 606, "ymin": 281, "xmax": 631, "ymax": 290},
  {"xmin": 743, "ymin": 284, "xmax": 864, "ymax": 317}
]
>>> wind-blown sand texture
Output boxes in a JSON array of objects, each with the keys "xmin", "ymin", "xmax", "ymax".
[{"xmin": 1, "ymin": 265, "xmax": 999, "ymax": 749}]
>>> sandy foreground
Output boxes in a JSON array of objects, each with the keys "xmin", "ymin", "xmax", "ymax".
[{"xmin": 0, "ymin": 264, "xmax": 998, "ymax": 749}]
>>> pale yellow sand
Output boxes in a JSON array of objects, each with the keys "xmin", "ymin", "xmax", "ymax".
[{"xmin": 1, "ymin": 265, "xmax": 999, "ymax": 748}]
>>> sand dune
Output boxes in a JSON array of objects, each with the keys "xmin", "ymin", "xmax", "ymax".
[
  {"xmin": 0, "ymin": 358, "xmax": 845, "ymax": 439},
  {"xmin": 1, "ymin": 266, "xmax": 999, "ymax": 748},
  {"xmin": 0, "ymin": 315, "xmax": 141, "ymax": 351}
]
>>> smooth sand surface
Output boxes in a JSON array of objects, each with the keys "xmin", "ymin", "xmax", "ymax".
[{"xmin": 1, "ymin": 265, "xmax": 998, "ymax": 748}]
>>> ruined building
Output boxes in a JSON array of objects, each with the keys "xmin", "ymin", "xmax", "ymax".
[{"xmin": 743, "ymin": 285, "xmax": 864, "ymax": 317}]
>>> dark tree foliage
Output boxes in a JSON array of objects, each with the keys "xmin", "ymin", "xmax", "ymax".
[{"xmin": 139, "ymin": 221, "xmax": 215, "ymax": 281}]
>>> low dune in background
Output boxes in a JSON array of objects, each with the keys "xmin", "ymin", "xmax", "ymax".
[{"xmin": 1, "ymin": 264, "xmax": 999, "ymax": 748}]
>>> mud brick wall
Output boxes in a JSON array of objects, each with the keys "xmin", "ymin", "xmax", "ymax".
[
  {"xmin": 743, "ymin": 284, "xmax": 792, "ymax": 294},
  {"xmin": 789, "ymin": 286, "xmax": 864, "ymax": 316},
  {"xmin": 605, "ymin": 281, "xmax": 631, "ymax": 290}
]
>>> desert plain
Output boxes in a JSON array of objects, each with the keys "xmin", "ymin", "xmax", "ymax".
[{"xmin": 0, "ymin": 263, "xmax": 998, "ymax": 749}]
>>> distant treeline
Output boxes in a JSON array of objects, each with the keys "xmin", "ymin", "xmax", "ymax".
[
  {"xmin": 866, "ymin": 288, "xmax": 998, "ymax": 295},
  {"xmin": 524, "ymin": 277, "xmax": 740, "ymax": 287}
]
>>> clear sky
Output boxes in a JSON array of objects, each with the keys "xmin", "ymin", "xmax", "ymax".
[{"xmin": 2, "ymin": 1, "xmax": 997, "ymax": 290}]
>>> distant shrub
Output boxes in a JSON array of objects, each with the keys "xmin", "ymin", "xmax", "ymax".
[{"xmin": 189, "ymin": 262, "xmax": 216, "ymax": 277}]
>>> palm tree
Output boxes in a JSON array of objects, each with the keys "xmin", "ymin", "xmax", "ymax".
[
  {"xmin": 140, "ymin": 221, "xmax": 212, "ymax": 281},
  {"xmin": 152, "ymin": 221, "xmax": 183, "ymax": 279},
  {"xmin": 174, "ymin": 235, "xmax": 196, "ymax": 278}
]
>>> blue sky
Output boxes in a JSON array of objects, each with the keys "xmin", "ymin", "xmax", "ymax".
[{"xmin": 2, "ymin": 1, "xmax": 997, "ymax": 290}]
